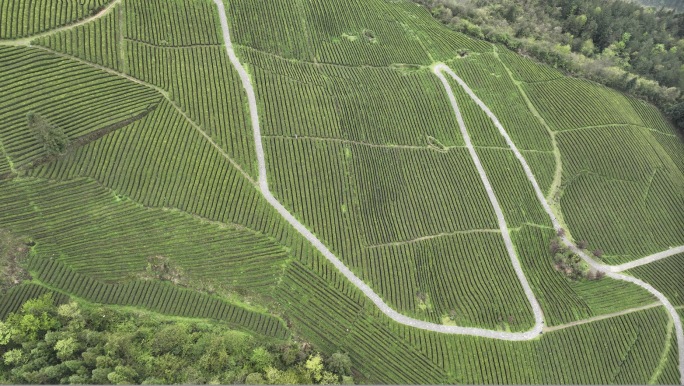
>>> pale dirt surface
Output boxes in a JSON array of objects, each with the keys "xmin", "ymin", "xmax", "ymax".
[
  {"xmin": 214, "ymin": 2, "xmax": 684, "ymax": 381},
  {"xmin": 432, "ymin": 64, "xmax": 684, "ymax": 384},
  {"xmin": 608, "ymin": 246, "xmax": 684, "ymax": 272},
  {"xmin": 0, "ymin": 0, "xmax": 123, "ymax": 46},
  {"xmin": 214, "ymin": 0, "xmax": 544, "ymax": 340}
]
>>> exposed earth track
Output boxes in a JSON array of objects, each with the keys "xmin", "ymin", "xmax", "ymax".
[
  {"xmin": 541, "ymin": 302, "xmax": 661, "ymax": 333},
  {"xmin": 0, "ymin": 0, "xmax": 679, "ymax": 379},
  {"xmin": 213, "ymin": 0, "xmax": 544, "ymax": 341},
  {"xmin": 223, "ymin": 0, "xmax": 684, "ymax": 381},
  {"xmin": 0, "ymin": 0, "xmax": 122, "ymax": 46},
  {"xmin": 607, "ymin": 246, "xmax": 684, "ymax": 273},
  {"xmin": 432, "ymin": 64, "xmax": 684, "ymax": 384}
]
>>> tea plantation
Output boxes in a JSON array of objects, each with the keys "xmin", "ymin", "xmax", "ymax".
[{"xmin": 0, "ymin": 0, "xmax": 682, "ymax": 383}]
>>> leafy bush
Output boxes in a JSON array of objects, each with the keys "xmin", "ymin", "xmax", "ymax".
[
  {"xmin": 27, "ymin": 113, "xmax": 69, "ymax": 156},
  {"xmin": 0, "ymin": 294, "xmax": 355, "ymax": 384}
]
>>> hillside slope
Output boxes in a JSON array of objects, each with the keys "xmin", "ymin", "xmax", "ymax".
[{"xmin": 0, "ymin": 0, "xmax": 683, "ymax": 383}]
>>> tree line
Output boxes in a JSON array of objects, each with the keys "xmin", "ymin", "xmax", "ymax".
[
  {"xmin": 414, "ymin": 0, "xmax": 684, "ymax": 131},
  {"xmin": 0, "ymin": 294, "xmax": 355, "ymax": 384}
]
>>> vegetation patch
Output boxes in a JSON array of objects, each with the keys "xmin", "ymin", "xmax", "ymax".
[
  {"xmin": 362, "ymin": 29, "xmax": 377, "ymax": 43},
  {"xmin": 549, "ymin": 230, "xmax": 604, "ymax": 281},
  {"xmin": 0, "ymin": 294, "xmax": 355, "ymax": 384},
  {"xmin": 140, "ymin": 255, "xmax": 185, "ymax": 285},
  {"xmin": 27, "ymin": 113, "xmax": 69, "ymax": 157},
  {"xmin": 415, "ymin": 291, "xmax": 432, "ymax": 311},
  {"xmin": 135, "ymin": 254, "xmax": 276, "ymax": 315},
  {"xmin": 0, "ymin": 229, "xmax": 31, "ymax": 293},
  {"xmin": 389, "ymin": 63, "xmax": 425, "ymax": 74},
  {"xmin": 426, "ymin": 135, "xmax": 448, "ymax": 152},
  {"xmin": 341, "ymin": 33, "xmax": 359, "ymax": 42}
]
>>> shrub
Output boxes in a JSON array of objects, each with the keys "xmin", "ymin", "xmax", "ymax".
[{"xmin": 27, "ymin": 113, "xmax": 69, "ymax": 156}]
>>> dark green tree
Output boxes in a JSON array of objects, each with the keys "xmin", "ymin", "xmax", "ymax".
[
  {"xmin": 27, "ymin": 113, "xmax": 69, "ymax": 156},
  {"xmin": 0, "ymin": 294, "xmax": 355, "ymax": 384},
  {"xmin": 326, "ymin": 352, "xmax": 352, "ymax": 376},
  {"xmin": 667, "ymin": 102, "xmax": 684, "ymax": 130}
]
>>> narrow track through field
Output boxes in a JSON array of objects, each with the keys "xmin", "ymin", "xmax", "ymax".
[
  {"xmin": 434, "ymin": 63, "xmax": 684, "ymax": 384},
  {"xmin": 212, "ymin": 0, "xmax": 544, "ymax": 341},
  {"xmin": 0, "ymin": 0, "xmax": 679, "ymax": 379},
  {"xmin": 223, "ymin": 1, "xmax": 684, "ymax": 381}
]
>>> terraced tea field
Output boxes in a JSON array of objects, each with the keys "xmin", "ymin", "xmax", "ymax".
[{"xmin": 0, "ymin": 0, "xmax": 683, "ymax": 383}]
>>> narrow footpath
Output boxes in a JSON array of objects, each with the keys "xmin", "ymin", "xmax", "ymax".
[
  {"xmin": 431, "ymin": 64, "xmax": 683, "ymax": 384},
  {"xmin": 212, "ymin": 0, "xmax": 546, "ymax": 340},
  {"xmin": 212, "ymin": 0, "xmax": 682, "ymax": 381}
]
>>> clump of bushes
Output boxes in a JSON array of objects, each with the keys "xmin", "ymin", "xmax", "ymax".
[
  {"xmin": 549, "ymin": 236, "xmax": 604, "ymax": 281},
  {"xmin": 362, "ymin": 29, "xmax": 377, "ymax": 43},
  {"xmin": 27, "ymin": 113, "xmax": 69, "ymax": 156},
  {"xmin": 142, "ymin": 255, "xmax": 184, "ymax": 284},
  {"xmin": 0, "ymin": 294, "xmax": 356, "ymax": 384}
]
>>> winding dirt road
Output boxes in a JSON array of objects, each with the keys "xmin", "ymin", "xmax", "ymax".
[
  {"xmin": 213, "ymin": 0, "xmax": 543, "ymax": 341},
  {"xmin": 431, "ymin": 64, "xmax": 684, "ymax": 384},
  {"xmin": 213, "ymin": 0, "xmax": 682, "ymax": 381}
]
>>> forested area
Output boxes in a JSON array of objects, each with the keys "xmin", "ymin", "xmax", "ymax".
[
  {"xmin": 0, "ymin": 295, "xmax": 354, "ymax": 384},
  {"xmin": 414, "ymin": 0, "xmax": 684, "ymax": 131}
]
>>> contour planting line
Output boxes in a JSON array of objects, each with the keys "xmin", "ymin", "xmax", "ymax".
[
  {"xmin": 432, "ymin": 63, "xmax": 684, "ymax": 384},
  {"xmin": 167, "ymin": 101, "xmax": 257, "ymax": 185},
  {"xmin": 262, "ymin": 134, "xmax": 441, "ymax": 151},
  {"xmin": 557, "ymin": 123, "xmax": 679, "ymax": 138},
  {"xmin": 30, "ymin": 46, "xmax": 168, "ymax": 95},
  {"xmin": 0, "ymin": 0, "xmax": 123, "ymax": 46},
  {"xmin": 264, "ymin": 134, "xmax": 555, "ymax": 154},
  {"xmin": 542, "ymin": 302, "xmax": 661, "ymax": 333},
  {"xmin": 237, "ymin": 43, "xmax": 429, "ymax": 72},
  {"xmin": 123, "ymin": 37, "xmax": 223, "ymax": 49},
  {"xmin": 214, "ymin": 0, "xmax": 544, "ymax": 341},
  {"xmin": 650, "ymin": 319, "xmax": 675, "ymax": 385},
  {"xmin": 23, "ymin": 278, "xmax": 285, "ymax": 336},
  {"xmin": 117, "ymin": 4, "xmax": 128, "ymax": 74},
  {"xmin": 365, "ymin": 228, "xmax": 502, "ymax": 249},
  {"xmin": 27, "ymin": 45, "xmax": 256, "ymax": 185},
  {"xmin": 492, "ymin": 46, "xmax": 563, "ymax": 206},
  {"xmin": 0, "ymin": 136, "xmax": 16, "ymax": 174}
]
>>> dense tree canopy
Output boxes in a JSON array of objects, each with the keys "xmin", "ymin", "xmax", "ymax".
[
  {"xmin": 27, "ymin": 113, "xmax": 69, "ymax": 156},
  {"xmin": 0, "ymin": 294, "xmax": 355, "ymax": 384},
  {"xmin": 416, "ymin": 0, "xmax": 684, "ymax": 130}
]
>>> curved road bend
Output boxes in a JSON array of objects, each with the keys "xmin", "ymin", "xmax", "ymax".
[
  {"xmin": 432, "ymin": 64, "xmax": 683, "ymax": 384},
  {"xmin": 212, "ymin": 1, "xmax": 682, "ymax": 381},
  {"xmin": 213, "ymin": 0, "xmax": 544, "ymax": 340}
]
